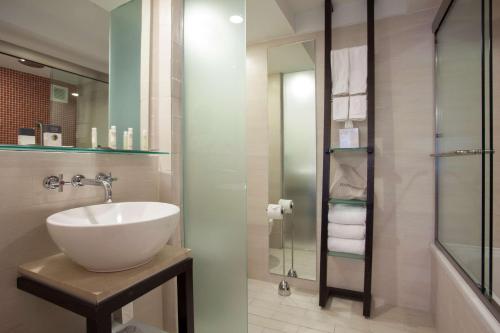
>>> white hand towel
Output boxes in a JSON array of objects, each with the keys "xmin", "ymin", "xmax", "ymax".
[
  {"xmin": 332, "ymin": 97, "xmax": 349, "ymax": 122},
  {"xmin": 328, "ymin": 204, "xmax": 366, "ymax": 225},
  {"xmin": 328, "ymin": 223, "xmax": 366, "ymax": 240},
  {"xmin": 328, "ymin": 237, "xmax": 365, "ymax": 255},
  {"xmin": 349, "ymin": 45, "xmax": 367, "ymax": 95},
  {"xmin": 332, "ymin": 48, "xmax": 349, "ymax": 96},
  {"xmin": 349, "ymin": 95, "xmax": 367, "ymax": 121}
]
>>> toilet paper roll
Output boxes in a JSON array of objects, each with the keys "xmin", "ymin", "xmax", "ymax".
[
  {"xmin": 279, "ymin": 199, "xmax": 294, "ymax": 214},
  {"xmin": 267, "ymin": 204, "xmax": 284, "ymax": 220}
]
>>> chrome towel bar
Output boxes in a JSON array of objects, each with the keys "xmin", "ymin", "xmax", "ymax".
[{"xmin": 430, "ymin": 149, "xmax": 495, "ymax": 157}]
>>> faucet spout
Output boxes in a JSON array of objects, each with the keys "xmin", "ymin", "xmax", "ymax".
[
  {"xmin": 71, "ymin": 173, "xmax": 117, "ymax": 203},
  {"xmin": 101, "ymin": 180, "xmax": 113, "ymax": 203}
]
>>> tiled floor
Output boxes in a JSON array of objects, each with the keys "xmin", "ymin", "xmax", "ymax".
[{"xmin": 248, "ymin": 279, "xmax": 436, "ymax": 333}]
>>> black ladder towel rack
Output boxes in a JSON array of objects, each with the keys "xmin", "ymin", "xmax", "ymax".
[{"xmin": 318, "ymin": 0, "xmax": 375, "ymax": 318}]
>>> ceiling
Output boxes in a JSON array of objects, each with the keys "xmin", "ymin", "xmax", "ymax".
[
  {"xmin": 247, "ymin": 0, "xmax": 418, "ymax": 44},
  {"xmin": 285, "ymin": 0, "xmax": 323, "ymax": 13},
  {"xmin": 0, "ymin": 0, "xmax": 110, "ymax": 72},
  {"xmin": 87, "ymin": 0, "xmax": 131, "ymax": 11},
  {"xmin": 267, "ymin": 41, "xmax": 315, "ymax": 75},
  {"xmin": 247, "ymin": 0, "xmax": 325, "ymax": 44}
]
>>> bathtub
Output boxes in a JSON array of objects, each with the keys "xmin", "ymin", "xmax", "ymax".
[{"xmin": 431, "ymin": 244, "xmax": 500, "ymax": 333}]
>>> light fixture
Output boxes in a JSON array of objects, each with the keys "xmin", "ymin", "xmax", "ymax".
[
  {"xmin": 18, "ymin": 58, "xmax": 45, "ymax": 68},
  {"xmin": 71, "ymin": 92, "xmax": 79, "ymax": 97},
  {"xmin": 229, "ymin": 15, "xmax": 243, "ymax": 24}
]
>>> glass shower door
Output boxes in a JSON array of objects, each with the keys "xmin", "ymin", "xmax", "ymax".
[{"xmin": 435, "ymin": 0, "xmax": 491, "ymax": 287}]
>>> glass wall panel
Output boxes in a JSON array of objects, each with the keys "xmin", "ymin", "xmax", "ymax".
[
  {"xmin": 183, "ymin": 0, "xmax": 247, "ymax": 332},
  {"xmin": 436, "ymin": 0, "xmax": 484, "ymax": 284},
  {"xmin": 109, "ymin": 0, "xmax": 141, "ymax": 149}
]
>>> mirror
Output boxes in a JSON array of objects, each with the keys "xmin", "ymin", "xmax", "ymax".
[
  {"xmin": 0, "ymin": 0, "xmax": 154, "ymax": 153},
  {"xmin": 267, "ymin": 40, "xmax": 317, "ymax": 281}
]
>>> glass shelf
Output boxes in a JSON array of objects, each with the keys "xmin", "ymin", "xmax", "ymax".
[
  {"xmin": 330, "ymin": 147, "xmax": 368, "ymax": 153},
  {"xmin": 329, "ymin": 198, "xmax": 367, "ymax": 206},
  {"xmin": 328, "ymin": 251, "xmax": 365, "ymax": 260},
  {"xmin": 0, "ymin": 145, "xmax": 169, "ymax": 155}
]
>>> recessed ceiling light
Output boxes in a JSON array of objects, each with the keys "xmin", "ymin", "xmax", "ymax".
[
  {"xmin": 18, "ymin": 59, "xmax": 45, "ymax": 68},
  {"xmin": 229, "ymin": 15, "xmax": 244, "ymax": 24},
  {"xmin": 71, "ymin": 92, "xmax": 79, "ymax": 97}
]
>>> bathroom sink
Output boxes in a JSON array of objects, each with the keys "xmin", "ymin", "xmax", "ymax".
[{"xmin": 47, "ymin": 202, "xmax": 180, "ymax": 272}]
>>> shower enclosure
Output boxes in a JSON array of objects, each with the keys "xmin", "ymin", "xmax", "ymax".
[{"xmin": 434, "ymin": 0, "xmax": 499, "ymax": 318}]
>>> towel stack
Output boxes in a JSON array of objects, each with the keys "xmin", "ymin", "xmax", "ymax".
[{"xmin": 327, "ymin": 204, "xmax": 366, "ymax": 255}]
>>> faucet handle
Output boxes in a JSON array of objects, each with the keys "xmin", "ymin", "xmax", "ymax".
[
  {"xmin": 43, "ymin": 174, "xmax": 68, "ymax": 192},
  {"xmin": 71, "ymin": 175, "xmax": 85, "ymax": 187}
]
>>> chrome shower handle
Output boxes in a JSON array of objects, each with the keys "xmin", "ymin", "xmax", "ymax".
[{"xmin": 430, "ymin": 149, "xmax": 495, "ymax": 157}]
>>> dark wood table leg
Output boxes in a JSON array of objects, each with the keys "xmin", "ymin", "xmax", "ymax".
[
  {"xmin": 86, "ymin": 315, "xmax": 112, "ymax": 333},
  {"xmin": 177, "ymin": 260, "xmax": 194, "ymax": 333}
]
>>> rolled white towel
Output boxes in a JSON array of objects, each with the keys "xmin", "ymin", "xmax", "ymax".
[
  {"xmin": 328, "ymin": 237, "xmax": 365, "ymax": 255},
  {"xmin": 328, "ymin": 223, "xmax": 365, "ymax": 240},
  {"xmin": 328, "ymin": 204, "xmax": 366, "ymax": 225}
]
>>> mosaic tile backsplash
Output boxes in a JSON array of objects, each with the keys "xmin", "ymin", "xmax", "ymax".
[
  {"xmin": 0, "ymin": 67, "xmax": 50, "ymax": 144},
  {"xmin": 0, "ymin": 67, "xmax": 77, "ymax": 146}
]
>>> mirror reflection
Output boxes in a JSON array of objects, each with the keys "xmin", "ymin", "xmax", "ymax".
[
  {"xmin": 0, "ymin": 53, "xmax": 108, "ymax": 148},
  {"xmin": 0, "ymin": 0, "xmax": 151, "ymax": 152},
  {"xmin": 267, "ymin": 40, "xmax": 317, "ymax": 281}
]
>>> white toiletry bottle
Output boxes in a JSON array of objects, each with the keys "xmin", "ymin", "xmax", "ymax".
[
  {"xmin": 127, "ymin": 128, "xmax": 133, "ymax": 150},
  {"xmin": 108, "ymin": 126, "xmax": 116, "ymax": 149},
  {"xmin": 123, "ymin": 130, "xmax": 129, "ymax": 150},
  {"xmin": 91, "ymin": 127, "xmax": 98, "ymax": 148},
  {"xmin": 141, "ymin": 129, "xmax": 148, "ymax": 151}
]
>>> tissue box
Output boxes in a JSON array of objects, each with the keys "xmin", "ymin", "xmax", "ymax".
[
  {"xmin": 339, "ymin": 128, "xmax": 359, "ymax": 148},
  {"xmin": 42, "ymin": 124, "xmax": 62, "ymax": 147},
  {"xmin": 18, "ymin": 128, "xmax": 36, "ymax": 145}
]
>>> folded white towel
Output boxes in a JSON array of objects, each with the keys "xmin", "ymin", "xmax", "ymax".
[
  {"xmin": 349, "ymin": 45, "xmax": 367, "ymax": 95},
  {"xmin": 332, "ymin": 48, "xmax": 349, "ymax": 96},
  {"xmin": 328, "ymin": 223, "xmax": 366, "ymax": 240},
  {"xmin": 332, "ymin": 97, "xmax": 349, "ymax": 122},
  {"xmin": 328, "ymin": 237, "xmax": 365, "ymax": 255},
  {"xmin": 328, "ymin": 204, "xmax": 366, "ymax": 225},
  {"xmin": 349, "ymin": 95, "xmax": 367, "ymax": 121}
]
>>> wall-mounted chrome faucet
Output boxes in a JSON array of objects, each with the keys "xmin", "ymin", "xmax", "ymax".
[
  {"xmin": 43, "ymin": 174, "xmax": 69, "ymax": 192},
  {"xmin": 43, "ymin": 172, "xmax": 118, "ymax": 203}
]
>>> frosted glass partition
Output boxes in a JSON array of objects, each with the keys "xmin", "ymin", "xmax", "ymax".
[
  {"xmin": 183, "ymin": 0, "xmax": 247, "ymax": 332},
  {"xmin": 267, "ymin": 41, "xmax": 317, "ymax": 282},
  {"xmin": 283, "ymin": 70, "xmax": 317, "ymax": 253},
  {"xmin": 109, "ymin": 0, "xmax": 141, "ymax": 149}
]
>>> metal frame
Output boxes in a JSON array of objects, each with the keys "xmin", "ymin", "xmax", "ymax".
[
  {"xmin": 0, "ymin": 39, "xmax": 108, "ymax": 83},
  {"xmin": 319, "ymin": 0, "xmax": 375, "ymax": 318},
  {"xmin": 17, "ymin": 257, "xmax": 194, "ymax": 333},
  {"xmin": 433, "ymin": 0, "xmax": 500, "ymax": 322}
]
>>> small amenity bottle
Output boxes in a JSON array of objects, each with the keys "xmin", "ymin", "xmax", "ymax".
[
  {"xmin": 91, "ymin": 127, "xmax": 98, "ymax": 148},
  {"xmin": 127, "ymin": 128, "xmax": 134, "ymax": 150},
  {"xmin": 108, "ymin": 125, "xmax": 116, "ymax": 149},
  {"xmin": 141, "ymin": 129, "xmax": 148, "ymax": 151},
  {"xmin": 123, "ymin": 130, "xmax": 129, "ymax": 150}
]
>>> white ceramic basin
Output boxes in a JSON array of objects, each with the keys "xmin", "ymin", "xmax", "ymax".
[{"xmin": 47, "ymin": 202, "xmax": 180, "ymax": 272}]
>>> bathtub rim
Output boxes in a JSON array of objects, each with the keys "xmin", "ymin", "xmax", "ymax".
[{"xmin": 432, "ymin": 243, "xmax": 500, "ymax": 328}]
